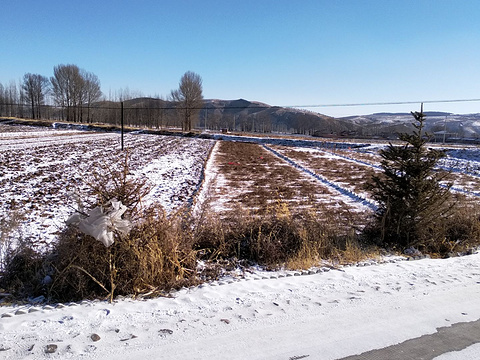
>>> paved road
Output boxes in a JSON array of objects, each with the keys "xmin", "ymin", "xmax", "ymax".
[{"xmin": 338, "ymin": 318, "xmax": 480, "ymax": 360}]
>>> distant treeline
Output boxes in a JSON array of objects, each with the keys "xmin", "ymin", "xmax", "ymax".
[
  {"xmin": 0, "ymin": 64, "xmax": 350, "ymax": 135},
  {"xmin": 0, "ymin": 97, "xmax": 352, "ymax": 135}
]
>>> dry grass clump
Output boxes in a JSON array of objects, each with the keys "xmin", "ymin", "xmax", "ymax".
[
  {"xmin": 48, "ymin": 206, "xmax": 197, "ymax": 302},
  {"xmin": 0, "ymin": 208, "xmax": 44, "ymax": 298},
  {"xmin": 0, "ymin": 247, "xmax": 44, "ymax": 299},
  {"xmin": 45, "ymin": 155, "xmax": 197, "ymax": 302},
  {"xmin": 194, "ymin": 201, "xmax": 368, "ymax": 270},
  {"xmin": 431, "ymin": 203, "xmax": 480, "ymax": 256},
  {"xmin": 0, "ymin": 207, "xmax": 23, "ymax": 271}
]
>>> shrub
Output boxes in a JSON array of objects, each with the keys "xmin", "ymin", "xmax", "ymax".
[
  {"xmin": 194, "ymin": 201, "xmax": 366, "ymax": 269},
  {"xmin": 46, "ymin": 155, "xmax": 197, "ymax": 302},
  {"xmin": 48, "ymin": 206, "xmax": 197, "ymax": 302},
  {"xmin": 433, "ymin": 203, "xmax": 480, "ymax": 256},
  {"xmin": 0, "ymin": 246, "xmax": 44, "ymax": 298},
  {"xmin": 87, "ymin": 152, "xmax": 150, "ymax": 214}
]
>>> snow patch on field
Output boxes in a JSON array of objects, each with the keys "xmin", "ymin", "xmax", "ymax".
[
  {"xmin": 137, "ymin": 153, "xmax": 203, "ymax": 212},
  {"xmin": 192, "ymin": 141, "xmax": 220, "ymax": 216}
]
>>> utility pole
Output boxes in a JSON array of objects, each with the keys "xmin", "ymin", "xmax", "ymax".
[
  {"xmin": 205, "ymin": 107, "xmax": 207, "ymax": 131},
  {"xmin": 443, "ymin": 115, "xmax": 447, "ymax": 144},
  {"xmin": 121, "ymin": 101, "xmax": 124, "ymax": 151}
]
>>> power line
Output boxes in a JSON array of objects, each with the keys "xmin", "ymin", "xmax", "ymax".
[
  {"xmin": 286, "ymin": 98, "xmax": 480, "ymax": 109},
  {"xmin": 2, "ymin": 97, "xmax": 479, "ymax": 112}
]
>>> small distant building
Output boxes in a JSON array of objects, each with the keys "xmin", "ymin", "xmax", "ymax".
[{"xmin": 433, "ymin": 131, "xmax": 455, "ymax": 143}]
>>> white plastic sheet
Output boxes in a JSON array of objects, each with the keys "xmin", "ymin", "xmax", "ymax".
[{"xmin": 66, "ymin": 199, "xmax": 131, "ymax": 247}]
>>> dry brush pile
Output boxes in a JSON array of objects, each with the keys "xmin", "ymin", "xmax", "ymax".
[{"xmin": 0, "ymin": 154, "xmax": 201, "ymax": 302}]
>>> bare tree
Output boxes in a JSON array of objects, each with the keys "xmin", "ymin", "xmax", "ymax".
[
  {"xmin": 81, "ymin": 70, "xmax": 102, "ymax": 123},
  {"xmin": 51, "ymin": 64, "xmax": 81, "ymax": 121},
  {"xmin": 170, "ymin": 71, "xmax": 203, "ymax": 132},
  {"xmin": 6, "ymin": 81, "xmax": 20, "ymax": 117},
  {"xmin": 0, "ymin": 81, "xmax": 17, "ymax": 117},
  {"xmin": 51, "ymin": 64, "xmax": 102, "ymax": 122},
  {"xmin": 22, "ymin": 73, "xmax": 50, "ymax": 119}
]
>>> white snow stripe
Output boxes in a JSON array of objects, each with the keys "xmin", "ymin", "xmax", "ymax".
[{"xmin": 262, "ymin": 145, "xmax": 378, "ymax": 211}]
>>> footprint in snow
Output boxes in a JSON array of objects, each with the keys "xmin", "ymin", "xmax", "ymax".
[{"xmin": 95, "ymin": 309, "xmax": 111, "ymax": 319}]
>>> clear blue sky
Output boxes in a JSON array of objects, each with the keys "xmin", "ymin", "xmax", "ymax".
[{"xmin": 1, "ymin": 0, "xmax": 479, "ymax": 117}]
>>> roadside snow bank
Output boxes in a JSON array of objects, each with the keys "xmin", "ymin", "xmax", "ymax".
[{"xmin": 1, "ymin": 253, "xmax": 480, "ymax": 359}]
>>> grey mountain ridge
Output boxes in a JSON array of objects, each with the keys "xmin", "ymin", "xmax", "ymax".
[
  {"xmin": 340, "ymin": 112, "xmax": 480, "ymax": 140},
  {"xmin": 103, "ymin": 97, "xmax": 480, "ymax": 139}
]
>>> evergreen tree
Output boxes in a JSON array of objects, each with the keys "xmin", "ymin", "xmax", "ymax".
[{"xmin": 366, "ymin": 104, "xmax": 453, "ymax": 249}]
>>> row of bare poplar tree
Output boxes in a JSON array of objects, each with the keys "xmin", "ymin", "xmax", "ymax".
[
  {"xmin": 0, "ymin": 64, "xmax": 102, "ymax": 123},
  {"xmin": 0, "ymin": 66, "xmax": 204, "ymax": 132}
]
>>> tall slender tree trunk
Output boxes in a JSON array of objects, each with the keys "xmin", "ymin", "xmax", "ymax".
[{"xmin": 30, "ymin": 98, "xmax": 35, "ymax": 119}]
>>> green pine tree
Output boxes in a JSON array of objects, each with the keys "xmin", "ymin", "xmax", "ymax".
[{"xmin": 366, "ymin": 104, "xmax": 453, "ymax": 250}]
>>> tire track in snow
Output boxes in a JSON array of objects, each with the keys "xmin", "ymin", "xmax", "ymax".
[
  {"xmin": 190, "ymin": 140, "xmax": 219, "ymax": 214},
  {"xmin": 262, "ymin": 145, "xmax": 378, "ymax": 211}
]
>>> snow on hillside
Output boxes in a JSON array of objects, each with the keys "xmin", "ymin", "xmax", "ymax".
[{"xmin": 341, "ymin": 113, "xmax": 480, "ymax": 138}]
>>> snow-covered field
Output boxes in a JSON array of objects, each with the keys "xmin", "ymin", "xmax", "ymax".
[
  {"xmin": 1, "ymin": 124, "xmax": 480, "ymax": 359},
  {"xmin": 0, "ymin": 124, "xmax": 214, "ymax": 247}
]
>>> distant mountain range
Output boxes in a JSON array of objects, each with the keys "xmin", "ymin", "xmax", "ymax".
[
  {"xmin": 203, "ymin": 100, "xmax": 480, "ymax": 140},
  {"xmin": 340, "ymin": 112, "xmax": 480, "ymax": 140},
  {"xmin": 116, "ymin": 97, "xmax": 353, "ymax": 135},
  {"xmin": 109, "ymin": 97, "xmax": 480, "ymax": 140},
  {"xmin": 201, "ymin": 98, "xmax": 354, "ymax": 135}
]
